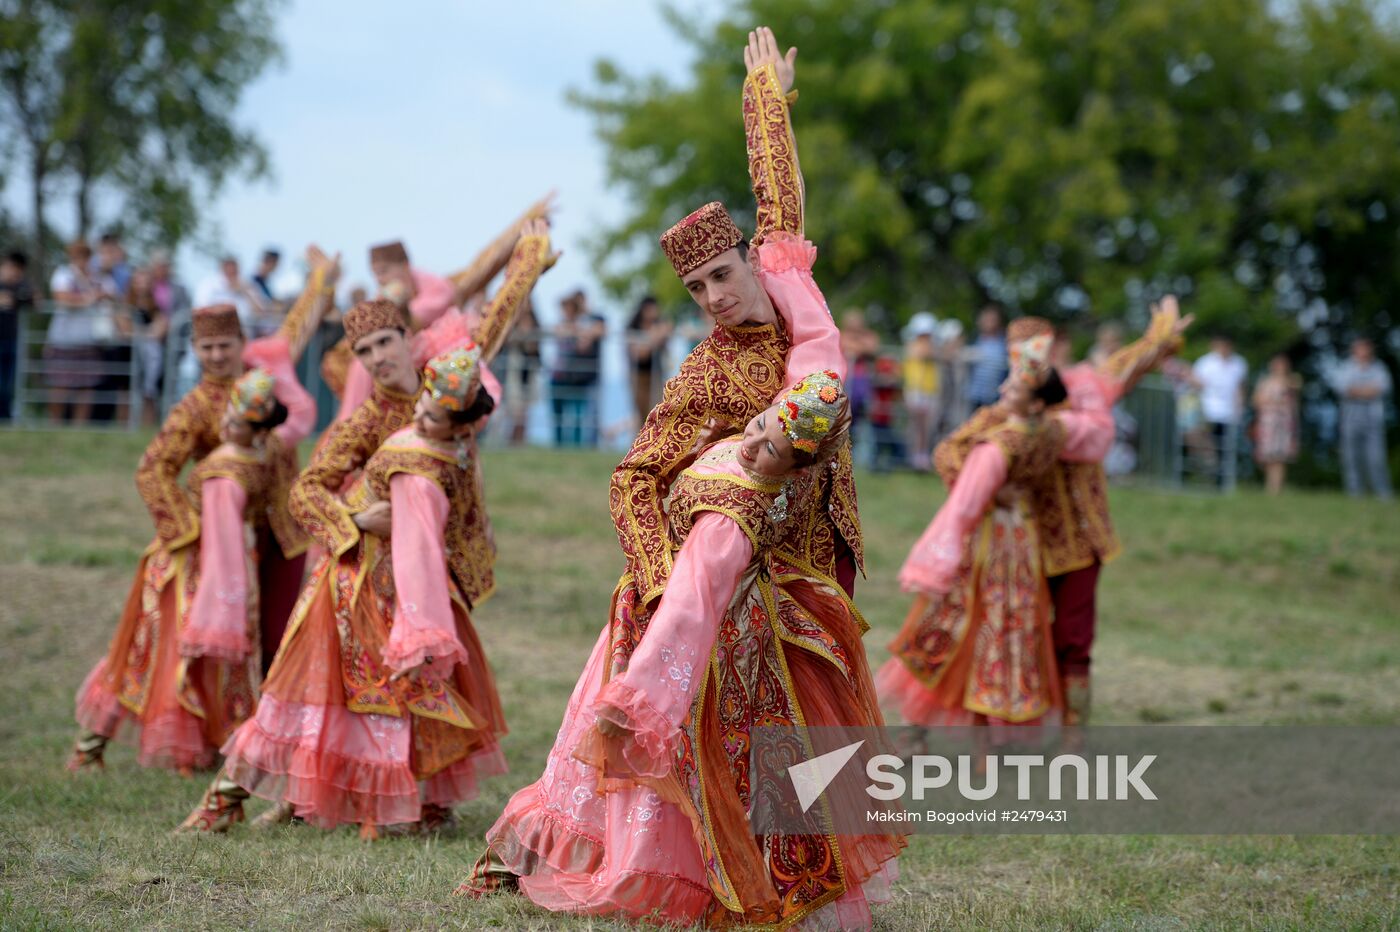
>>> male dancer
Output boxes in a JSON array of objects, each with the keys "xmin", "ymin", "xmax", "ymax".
[
  {"xmin": 610, "ymin": 27, "xmax": 861, "ymax": 618},
  {"xmin": 1039, "ymin": 298, "xmax": 1191, "ymax": 724}
]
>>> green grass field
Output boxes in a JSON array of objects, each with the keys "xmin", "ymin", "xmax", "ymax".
[{"xmin": 2, "ymin": 430, "xmax": 1398, "ymax": 930}]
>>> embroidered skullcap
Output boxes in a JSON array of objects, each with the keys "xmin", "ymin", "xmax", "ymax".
[
  {"xmin": 191, "ymin": 304, "xmax": 243, "ymax": 341},
  {"xmin": 344, "ymin": 298, "xmax": 409, "ymax": 346},
  {"xmin": 660, "ymin": 202, "xmax": 745, "ymax": 277},
  {"xmin": 423, "ymin": 342, "xmax": 483, "ymax": 412},
  {"xmin": 231, "ymin": 367, "xmax": 278, "ymax": 424},
  {"xmin": 369, "ymin": 240, "xmax": 410, "ymax": 266},
  {"xmin": 777, "ymin": 369, "xmax": 844, "ymax": 455}
]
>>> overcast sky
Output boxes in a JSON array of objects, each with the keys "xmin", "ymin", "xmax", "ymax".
[{"xmin": 192, "ymin": 0, "xmax": 704, "ymax": 317}]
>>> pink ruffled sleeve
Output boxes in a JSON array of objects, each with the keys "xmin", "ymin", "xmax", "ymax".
[
  {"xmin": 409, "ymin": 268, "xmax": 457, "ymax": 329},
  {"xmin": 898, "ymin": 443, "xmax": 1007, "ymax": 596},
  {"xmin": 755, "ymin": 232, "xmax": 846, "ymax": 386},
  {"xmin": 590, "ymin": 512, "xmax": 752, "ymax": 778},
  {"xmin": 244, "ymin": 335, "xmax": 316, "ymax": 445},
  {"xmin": 181, "ymin": 477, "xmax": 251, "ymax": 662},
  {"xmin": 382, "ymin": 472, "xmax": 470, "ymax": 675},
  {"xmin": 411, "ymin": 309, "xmax": 502, "ymax": 407},
  {"xmin": 1055, "ymin": 408, "xmax": 1114, "ymax": 463}
]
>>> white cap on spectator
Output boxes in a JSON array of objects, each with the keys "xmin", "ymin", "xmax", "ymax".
[
  {"xmin": 903, "ymin": 311, "xmax": 938, "ymax": 341},
  {"xmin": 937, "ymin": 318, "xmax": 964, "ymax": 342}
]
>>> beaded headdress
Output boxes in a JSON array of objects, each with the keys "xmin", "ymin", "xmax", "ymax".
[
  {"xmin": 191, "ymin": 304, "xmax": 243, "ymax": 341},
  {"xmin": 777, "ymin": 369, "xmax": 844, "ymax": 455},
  {"xmin": 231, "ymin": 367, "xmax": 278, "ymax": 424},
  {"xmin": 423, "ymin": 343, "xmax": 483, "ymax": 412},
  {"xmin": 343, "ymin": 298, "xmax": 409, "ymax": 345},
  {"xmin": 1008, "ymin": 317, "xmax": 1055, "ymax": 388},
  {"xmin": 660, "ymin": 202, "xmax": 745, "ymax": 277}
]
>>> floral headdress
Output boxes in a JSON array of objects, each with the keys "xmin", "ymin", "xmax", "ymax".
[
  {"xmin": 777, "ymin": 370, "xmax": 844, "ymax": 455},
  {"xmin": 423, "ymin": 342, "xmax": 483, "ymax": 412},
  {"xmin": 1007, "ymin": 316, "xmax": 1055, "ymax": 388},
  {"xmin": 231, "ymin": 368, "xmax": 278, "ymax": 424}
]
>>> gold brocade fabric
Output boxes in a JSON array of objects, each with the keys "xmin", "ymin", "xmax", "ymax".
[
  {"xmin": 743, "ymin": 63, "xmax": 804, "ymax": 249},
  {"xmin": 134, "ymin": 376, "xmax": 233, "ymax": 550},
  {"xmin": 288, "ymin": 382, "xmax": 416, "ymax": 556},
  {"xmin": 320, "ymin": 338, "xmax": 352, "ymax": 399}
]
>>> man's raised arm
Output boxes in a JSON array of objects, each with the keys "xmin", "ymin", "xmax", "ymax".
[{"xmin": 743, "ymin": 26, "xmax": 804, "ymax": 248}]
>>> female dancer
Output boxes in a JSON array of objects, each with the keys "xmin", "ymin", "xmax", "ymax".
[
  {"xmin": 71, "ymin": 347, "xmax": 315, "ymax": 773},
  {"xmin": 467, "ymin": 370, "xmax": 903, "ymax": 928},
  {"xmin": 183, "ymin": 344, "xmax": 508, "ymax": 837},
  {"xmin": 876, "ymin": 319, "xmax": 1112, "ymax": 730}
]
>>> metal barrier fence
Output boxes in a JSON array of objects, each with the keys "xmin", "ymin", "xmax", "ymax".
[
  {"xmin": 12, "ymin": 301, "xmax": 146, "ymax": 428},
  {"xmin": 6, "ymin": 308, "xmax": 1257, "ymax": 492}
]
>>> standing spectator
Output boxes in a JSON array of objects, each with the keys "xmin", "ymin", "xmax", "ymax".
[
  {"xmin": 249, "ymin": 248, "xmax": 284, "ymax": 337},
  {"xmin": 964, "ymin": 303, "xmax": 1008, "ymax": 410},
  {"xmin": 250, "ymin": 248, "xmax": 280, "ymax": 304},
  {"xmin": 934, "ymin": 317, "xmax": 966, "ymax": 436},
  {"xmin": 196, "ymin": 255, "xmax": 268, "ymax": 335},
  {"xmin": 550, "ymin": 289, "xmax": 606, "ymax": 446},
  {"xmin": 1251, "ymin": 354, "xmax": 1301, "ymax": 495},
  {"xmin": 0, "ymin": 251, "xmax": 35, "ymax": 420},
  {"xmin": 1332, "ymin": 338, "xmax": 1393, "ymax": 499},
  {"xmin": 95, "ymin": 231, "xmax": 132, "ymax": 296},
  {"xmin": 839, "ymin": 308, "xmax": 880, "ymax": 461},
  {"xmin": 869, "ymin": 353, "xmax": 905, "ymax": 472},
  {"xmin": 124, "ymin": 267, "xmax": 170, "ymax": 426},
  {"xmin": 150, "ymin": 249, "xmax": 195, "ymax": 402},
  {"xmin": 1191, "ymin": 336, "xmax": 1249, "ymax": 487},
  {"xmin": 624, "ymin": 295, "xmax": 672, "ymax": 427},
  {"xmin": 901, "ymin": 312, "xmax": 941, "ymax": 471},
  {"xmin": 506, "ymin": 298, "xmax": 543, "ymax": 446},
  {"xmin": 45, "ymin": 240, "xmax": 109, "ymax": 424}
]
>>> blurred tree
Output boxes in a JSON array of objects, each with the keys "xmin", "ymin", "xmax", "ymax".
[
  {"xmin": 0, "ymin": 0, "xmax": 281, "ymax": 280},
  {"xmin": 571, "ymin": 0, "xmax": 1400, "ymax": 361}
]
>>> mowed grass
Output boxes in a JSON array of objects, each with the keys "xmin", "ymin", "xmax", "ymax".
[{"xmin": 1, "ymin": 429, "xmax": 1398, "ymax": 930}]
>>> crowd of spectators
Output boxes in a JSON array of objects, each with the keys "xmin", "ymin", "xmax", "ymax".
[{"xmin": 0, "ymin": 241, "xmax": 1393, "ymax": 497}]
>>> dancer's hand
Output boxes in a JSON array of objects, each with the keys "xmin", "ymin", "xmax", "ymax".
[
  {"xmin": 520, "ymin": 217, "xmax": 562, "ymax": 269},
  {"xmin": 744, "ymin": 26, "xmax": 797, "ymax": 94},
  {"xmin": 354, "ymin": 501, "xmax": 393, "ymax": 538},
  {"xmin": 306, "ymin": 244, "xmax": 341, "ymax": 289},
  {"xmin": 391, "ymin": 657, "xmax": 434, "ymax": 683}
]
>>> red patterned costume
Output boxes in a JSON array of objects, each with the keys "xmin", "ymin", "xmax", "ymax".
[
  {"xmin": 191, "ymin": 233, "xmax": 550, "ymax": 832},
  {"xmin": 877, "ymin": 321, "xmax": 1115, "ymax": 728},
  {"xmin": 72, "ymin": 290, "xmax": 324, "ymax": 772}
]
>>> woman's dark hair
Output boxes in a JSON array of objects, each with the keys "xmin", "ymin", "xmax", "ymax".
[
  {"xmin": 447, "ymin": 386, "xmax": 496, "ymax": 426},
  {"xmin": 250, "ymin": 401, "xmax": 289, "ymax": 433},
  {"xmin": 1034, "ymin": 369, "xmax": 1069, "ymax": 407},
  {"xmin": 627, "ymin": 295, "xmax": 660, "ymax": 331}
]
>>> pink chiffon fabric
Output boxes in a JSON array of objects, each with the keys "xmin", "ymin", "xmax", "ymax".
[
  {"xmin": 756, "ymin": 232, "xmax": 847, "ymax": 387},
  {"xmin": 381, "ymin": 472, "xmax": 471, "ymax": 674},
  {"xmin": 241, "ymin": 335, "xmax": 317, "ymax": 444},
  {"xmin": 180, "ymin": 478, "xmax": 251, "ymax": 662},
  {"xmin": 485, "ymin": 513, "xmax": 741, "ymax": 923}
]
